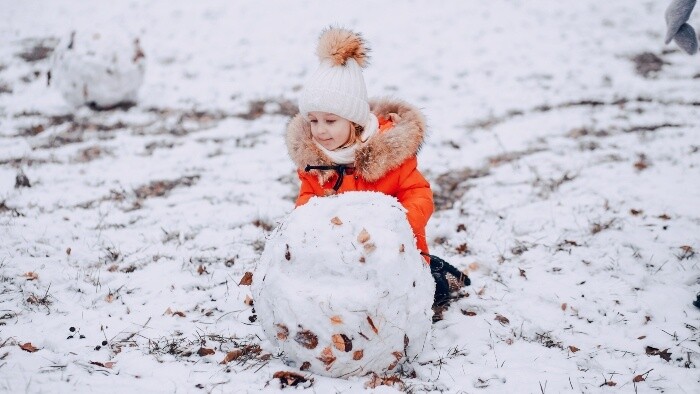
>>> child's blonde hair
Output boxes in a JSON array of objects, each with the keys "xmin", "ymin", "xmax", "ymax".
[{"xmin": 336, "ymin": 123, "xmax": 365, "ymax": 150}]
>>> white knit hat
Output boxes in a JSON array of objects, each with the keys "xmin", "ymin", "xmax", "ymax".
[{"xmin": 298, "ymin": 28, "xmax": 371, "ymax": 127}]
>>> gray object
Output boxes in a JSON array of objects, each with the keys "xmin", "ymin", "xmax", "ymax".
[
  {"xmin": 675, "ymin": 23, "xmax": 698, "ymax": 54},
  {"xmin": 665, "ymin": 0, "xmax": 698, "ymax": 54}
]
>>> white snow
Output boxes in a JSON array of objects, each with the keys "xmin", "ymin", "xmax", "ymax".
[
  {"xmin": 253, "ymin": 192, "xmax": 433, "ymax": 377},
  {"xmin": 50, "ymin": 29, "xmax": 145, "ymax": 108},
  {"xmin": 0, "ymin": 0, "xmax": 698, "ymax": 393}
]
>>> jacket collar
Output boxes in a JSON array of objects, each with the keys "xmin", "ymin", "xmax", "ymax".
[{"xmin": 286, "ymin": 97, "xmax": 427, "ymax": 183}]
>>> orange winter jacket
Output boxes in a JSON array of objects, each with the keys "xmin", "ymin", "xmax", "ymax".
[{"xmin": 286, "ymin": 98, "xmax": 434, "ymax": 255}]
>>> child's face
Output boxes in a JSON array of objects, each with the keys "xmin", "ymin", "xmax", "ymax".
[{"xmin": 308, "ymin": 111, "xmax": 353, "ymax": 150}]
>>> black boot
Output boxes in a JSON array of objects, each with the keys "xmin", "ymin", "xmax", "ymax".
[
  {"xmin": 427, "ymin": 254, "xmax": 471, "ymax": 288},
  {"xmin": 426, "ymin": 254, "xmax": 470, "ymax": 321},
  {"xmin": 694, "ymin": 293, "xmax": 700, "ymax": 309},
  {"xmin": 431, "ymin": 268, "xmax": 450, "ymax": 307}
]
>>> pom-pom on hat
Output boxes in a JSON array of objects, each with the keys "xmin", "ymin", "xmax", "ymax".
[{"xmin": 298, "ymin": 27, "xmax": 372, "ymax": 127}]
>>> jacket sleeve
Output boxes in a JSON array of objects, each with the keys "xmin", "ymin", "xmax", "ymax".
[
  {"xmin": 395, "ymin": 157, "xmax": 434, "ymax": 255},
  {"xmin": 295, "ymin": 170, "xmax": 318, "ymax": 207}
]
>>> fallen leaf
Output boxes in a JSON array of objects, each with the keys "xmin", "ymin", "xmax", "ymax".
[
  {"xmin": 197, "ymin": 347, "xmax": 215, "ymax": 356},
  {"xmin": 197, "ymin": 265, "xmax": 207, "ymax": 275},
  {"xmin": 317, "ymin": 347, "xmax": 336, "ymax": 369},
  {"xmin": 645, "ymin": 346, "xmax": 671, "ymax": 361},
  {"xmin": 456, "ymin": 243, "xmax": 469, "ymax": 255},
  {"xmin": 366, "ymin": 316, "xmax": 379, "ymax": 334},
  {"xmin": 295, "ymin": 329, "xmax": 318, "ymax": 349},
  {"xmin": 105, "ymin": 293, "xmax": 115, "ymax": 303},
  {"xmin": 244, "ymin": 295, "xmax": 254, "ymax": 306},
  {"xmin": 387, "ymin": 351, "xmax": 403, "ymax": 370},
  {"xmin": 634, "ymin": 155, "xmax": 649, "ymax": 171},
  {"xmin": 285, "ymin": 244, "xmax": 291, "ymax": 261},
  {"xmin": 633, "ymin": 375, "xmax": 645, "ymax": 383},
  {"xmin": 353, "ymin": 350, "xmax": 364, "ymax": 360},
  {"xmin": 519, "ymin": 268, "xmax": 527, "ymax": 278},
  {"xmin": 66, "ymin": 247, "xmax": 72, "ymax": 255},
  {"xmin": 220, "ymin": 349, "xmax": 242, "ymax": 364},
  {"xmin": 657, "ymin": 213, "xmax": 671, "ymax": 220},
  {"xmin": 637, "ymin": 335, "xmax": 646, "ymax": 340},
  {"xmin": 600, "ymin": 381, "xmax": 617, "ymax": 387},
  {"xmin": 630, "ymin": 209, "xmax": 643, "ymax": 216},
  {"xmin": 164, "ymin": 307, "xmax": 173, "ymax": 316},
  {"xmin": 330, "ymin": 315, "xmax": 343, "ymax": 325},
  {"xmin": 359, "ymin": 256, "xmax": 366, "ymax": 263},
  {"xmin": 468, "ymin": 262, "xmax": 480, "ymax": 271},
  {"xmin": 365, "ymin": 373, "xmax": 404, "ymax": 390},
  {"xmin": 239, "ymin": 271, "xmax": 253, "ymax": 286},
  {"xmin": 494, "ymin": 314, "xmax": 510, "ymax": 325},
  {"xmin": 505, "ymin": 338, "xmax": 514, "ymax": 345},
  {"xmin": 23, "ymin": 272, "xmax": 38, "ymax": 281},
  {"xmin": 363, "ymin": 243, "xmax": 376, "ymax": 253},
  {"xmin": 357, "ymin": 229, "xmax": 370, "ymax": 244},
  {"xmin": 330, "ymin": 216, "xmax": 343, "ymax": 225},
  {"xmin": 477, "ymin": 285, "xmax": 486, "ymax": 296},
  {"xmin": 462, "ymin": 310, "xmax": 477, "ymax": 316},
  {"xmin": 19, "ymin": 342, "xmax": 39, "ymax": 353},
  {"xmin": 220, "ymin": 344, "xmax": 260, "ymax": 364},
  {"xmin": 300, "ymin": 361, "xmax": 311, "ymax": 371},
  {"xmin": 399, "ymin": 244, "xmax": 405, "ymax": 253},
  {"xmin": 172, "ymin": 311, "xmax": 186, "ymax": 317},
  {"xmin": 276, "ymin": 324, "xmax": 289, "ymax": 341},
  {"xmin": 561, "ymin": 303, "xmax": 567, "ymax": 311},
  {"xmin": 107, "ymin": 265, "xmax": 119, "ymax": 272},
  {"xmin": 569, "ymin": 345, "xmax": 580, "ymax": 353},
  {"xmin": 332, "ymin": 334, "xmax": 352, "ymax": 352},
  {"xmin": 273, "ymin": 371, "xmax": 312, "ymax": 388}
]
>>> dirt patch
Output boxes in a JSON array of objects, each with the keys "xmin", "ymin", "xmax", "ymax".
[
  {"xmin": 623, "ymin": 123, "xmax": 682, "ymax": 133},
  {"xmin": 17, "ymin": 39, "xmax": 57, "ymax": 62},
  {"xmin": 567, "ymin": 127, "xmax": 611, "ymax": 139},
  {"xmin": 18, "ymin": 124, "xmax": 46, "ymax": 137},
  {"xmin": 534, "ymin": 172, "xmax": 577, "ymax": 198},
  {"xmin": 0, "ymin": 201, "xmax": 24, "ymax": 217},
  {"xmin": 33, "ymin": 119, "xmax": 127, "ymax": 149},
  {"xmin": 15, "ymin": 173, "xmax": 31, "ymax": 188},
  {"xmin": 144, "ymin": 140, "xmax": 177, "ymax": 155},
  {"xmin": 134, "ymin": 175, "xmax": 200, "ymax": 200},
  {"xmin": 237, "ymin": 98, "xmax": 298, "ymax": 120},
  {"xmin": 631, "ymin": 52, "xmax": 667, "ymax": 78},
  {"xmin": 464, "ymin": 97, "xmax": 688, "ymax": 131},
  {"xmin": 73, "ymin": 146, "xmax": 111, "ymax": 163},
  {"xmin": 433, "ymin": 167, "xmax": 490, "ymax": 210},
  {"xmin": 487, "ymin": 148, "xmax": 545, "ymax": 167}
]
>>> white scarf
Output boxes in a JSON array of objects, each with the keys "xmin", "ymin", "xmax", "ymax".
[{"xmin": 313, "ymin": 113, "xmax": 379, "ymax": 165}]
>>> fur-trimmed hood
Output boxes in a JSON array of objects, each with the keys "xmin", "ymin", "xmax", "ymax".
[{"xmin": 286, "ymin": 97, "xmax": 427, "ymax": 183}]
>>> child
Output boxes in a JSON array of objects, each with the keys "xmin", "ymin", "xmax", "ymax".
[{"xmin": 285, "ymin": 27, "xmax": 468, "ymax": 308}]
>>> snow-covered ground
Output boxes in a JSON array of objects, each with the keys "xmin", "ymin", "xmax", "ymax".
[{"xmin": 1, "ymin": 0, "xmax": 699, "ymax": 392}]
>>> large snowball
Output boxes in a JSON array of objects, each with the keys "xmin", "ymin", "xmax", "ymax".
[
  {"xmin": 252, "ymin": 192, "xmax": 434, "ymax": 377},
  {"xmin": 51, "ymin": 30, "xmax": 145, "ymax": 109}
]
